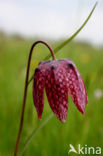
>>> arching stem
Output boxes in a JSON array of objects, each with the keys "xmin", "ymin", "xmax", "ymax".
[{"xmin": 14, "ymin": 40, "xmax": 56, "ymax": 156}]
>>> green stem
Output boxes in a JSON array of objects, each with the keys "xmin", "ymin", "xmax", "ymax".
[
  {"xmin": 19, "ymin": 113, "xmax": 54, "ymax": 156},
  {"xmin": 27, "ymin": 1, "xmax": 98, "ymax": 86}
]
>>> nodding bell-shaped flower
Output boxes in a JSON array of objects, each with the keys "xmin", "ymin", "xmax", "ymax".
[{"xmin": 33, "ymin": 58, "xmax": 88, "ymax": 123}]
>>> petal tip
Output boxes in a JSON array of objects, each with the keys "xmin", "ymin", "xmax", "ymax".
[
  {"xmin": 61, "ymin": 118, "xmax": 66, "ymax": 123},
  {"xmin": 81, "ymin": 109, "xmax": 85, "ymax": 114},
  {"xmin": 38, "ymin": 113, "xmax": 42, "ymax": 120},
  {"xmin": 77, "ymin": 105, "xmax": 85, "ymax": 114},
  {"xmin": 38, "ymin": 116, "xmax": 42, "ymax": 120}
]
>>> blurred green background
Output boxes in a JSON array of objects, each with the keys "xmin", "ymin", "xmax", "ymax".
[{"xmin": 0, "ymin": 32, "xmax": 103, "ymax": 156}]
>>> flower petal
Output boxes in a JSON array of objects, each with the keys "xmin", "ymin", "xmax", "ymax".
[
  {"xmin": 67, "ymin": 59, "xmax": 88, "ymax": 104},
  {"xmin": 45, "ymin": 64, "xmax": 68, "ymax": 122},
  {"xmin": 64, "ymin": 59, "xmax": 88, "ymax": 114},
  {"xmin": 33, "ymin": 67, "xmax": 45, "ymax": 119}
]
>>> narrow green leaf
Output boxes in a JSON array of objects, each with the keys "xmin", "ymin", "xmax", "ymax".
[
  {"xmin": 44, "ymin": 1, "xmax": 98, "ymax": 60},
  {"xmin": 19, "ymin": 113, "xmax": 54, "ymax": 155},
  {"xmin": 28, "ymin": 2, "xmax": 97, "ymax": 85}
]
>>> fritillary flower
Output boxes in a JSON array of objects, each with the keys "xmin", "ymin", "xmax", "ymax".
[{"xmin": 33, "ymin": 58, "xmax": 88, "ymax": 122}]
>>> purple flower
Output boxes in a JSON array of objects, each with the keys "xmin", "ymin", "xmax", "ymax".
[{"xmin": 32, "ymin": 59, "xmax": 88, "ymax": 123}]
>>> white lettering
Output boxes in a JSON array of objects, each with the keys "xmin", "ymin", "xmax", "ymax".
[
  {"xmin": 85, "ymin": 145, "xmax": 87, "ymax": 154},
  {"xmin": 96, "ymin": 147, "xmax": 101, "ymax": 155},
  {"xmin": 78, "ymin": 144, "xmax": 84, "ymax": 154},
  {"xmin": 88, "ymin": 147, "xmax": 95, "ymax": 154},
  {"xmin": 68, "ymin": 144, "xmax": 102, "ymax": 155}
]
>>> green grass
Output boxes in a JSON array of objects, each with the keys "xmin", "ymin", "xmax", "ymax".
[{"xmin": 0, "ymin": 37, "xmax": 103, "ymax": 156}]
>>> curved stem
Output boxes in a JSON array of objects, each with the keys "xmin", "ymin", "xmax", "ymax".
[
  {"xmin": 27, "ymin": 2, "xmax": 98, "ymax": 86},
  {"xmin": 14, "ymin": 40, "xmax": 56, "ymax": 156}
]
